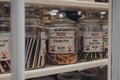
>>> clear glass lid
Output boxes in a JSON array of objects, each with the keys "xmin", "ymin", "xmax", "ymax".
[{"xmin": 50, "ymin": 11, "xmax": 76, "ymax": 27}]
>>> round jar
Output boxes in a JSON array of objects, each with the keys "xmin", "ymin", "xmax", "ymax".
[
  {"xmin": 31, "ymin": 76, "xmax": 55, "ymax": 80},
  {"xmin": 78, "ymin": 12, "xmax": 103, "ymax": 61},
  {"xmin": 25, "ymin": 8, "xmax": 46, "ymax": 70},
  {"xmin": 79, "ymin": 68, "xmax": 99, "ymax": 80},
  {"xmin": 98, "ymin": 66, "xmax": 108, "ymax": 80},
  {"xmin": 100, "ymin": 15, "xmax": 108, "ymax": 58},
  {"xmin": 46, "ymin": 12, "xmax": 78, "ymax": 65},
  {"xmin": 0, "ymin": 23, "xmax": 11, "ymax": 74},
  {"xmin": 57, "ymin": 72, "xmax": 81, "ymax": 80}
]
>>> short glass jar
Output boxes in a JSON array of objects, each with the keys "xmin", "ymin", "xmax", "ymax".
[{"xmin": 46, "ymin": 11, "xmax": 78, "ymax": 65}]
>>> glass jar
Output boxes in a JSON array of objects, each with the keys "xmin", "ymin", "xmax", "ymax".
[
  {"xmin": 25, "ymin": 7, "xmax": 46, "ymax": 70},
  {"xmin": 0, "ymin": 22, "xmax": 11, "ymax": 74},
  {"xmin": 46, "ymin": 11, "xmax": 78, "ymax": 65},
  {"xmin": 0, "ymin": 4, "xmax": 11, "ymax": 74},
  {"xmin": 31, "ymin": 76, "xmax": 55, "ymax": 80},
  {"xmin": 57, "ymin": 71, "xmax": 81, "ymax": 80},
  {"xmin": 98, "ymin": 66, "xmax": 108, "ymax": 80},
  {"xmin": 100, "ymin": 12, "xmax": 108, "ymax": 58},
  {"xmin": 78, "ymin": 11, "xmax": 103, "ymax": 61},
  {"xmin": 80, "ymin": 68, "xmax": 99, "ymax": 80}
]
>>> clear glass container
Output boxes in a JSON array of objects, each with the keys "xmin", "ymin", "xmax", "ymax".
[
  {"xmin": 0, "ymin": 22, "xmax": 11, "ymax": 74},
  {"xmin": 100, "ymin": 12, "xmax": 108, "ymax": 58},
  {"xmin": 25, "ymin": 7, "xmax": 46, "ymax": 70},
  {"xmin": 46, "ymin": 11, "xmax": 78, "ymax": 65},
  {"xmin": 57, "ymin": 71, "xmax": 81, "ymax": 80},
  {"xmin": 0, "ymin": 4, "xmax": 11, "ymax": 74},
  {"xmin": 79, "ymin": 68, "xmax": 99, "ymax": 80},
  {"xmin": 31, "ymin": 76, "xmax": 55, "ymax": 80},
  {"xmin": 78, "ymin": 11, "xmax": 103, "ymax": 61}
]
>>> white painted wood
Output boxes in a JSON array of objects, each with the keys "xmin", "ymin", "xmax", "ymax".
[
  {"xmin": 0, "ymin": 0, "xmax": 110, "ymax": 80},
  {"xmin": 108, "ymin": 0, "xmax": 112, "ymax": 80},
  {"xmin": 0, "ymin": 0, "xmax": 108, "ymax": 10},
  {"xmin": 11, "ymin": 0, "xmax": 25, "ymax": 80},
  {"xmin": 0, "ymin": 59, "xmax": 108, "ymax": 80},
  {"xmin": 112, "ymin": 0, "xmax": 120, "ymax": 80}
]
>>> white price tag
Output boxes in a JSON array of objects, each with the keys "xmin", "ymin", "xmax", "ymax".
[
  {"xmin": 49, "ymin": 31, "xmax": 75, "ymax": 53},
  {"xmin": 0, "ymin": 33, "xmax": 10, "ymax": 60},
  {"xmin": 83, "ymin": 32, "xmax": 103, "ymax": 52}
]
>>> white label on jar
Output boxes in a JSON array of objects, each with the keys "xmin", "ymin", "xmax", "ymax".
[
  {"xmin": 40, "ymin": 32, "xmax": 46, "ymax": 56},
  {"xmin": 103, "ymin": 32, "xmax": 108, "ymax": 48},
  {"xmin": 49, "ymin": 31, "xmax": 74, "ymax": 53},
  {"xmin": 83, "ymin": 32, "xmax": 103, "ymax": 52},
  {"xmin": 103, "ymin": 25, "xmax": 108, "ymax": 49},
  {"xmin": 0, "ymin": 33, "xmax": 10, "ymax": 61}
]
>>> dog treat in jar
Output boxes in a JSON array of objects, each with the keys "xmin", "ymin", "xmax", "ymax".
[
  {"xmin": 25, "ymin": 7, "xmax": 46, "ymax": 70},
  {"xmin": 100, "ymin": 12, "xmax": 108, "ymax": 58},
  {"xmin": 78, "ymin": 11, "xmax": 103, "ymax": 61},
  {"xmin": 46, "ymin": 11, "xmax": 78, "ymax": 65}
]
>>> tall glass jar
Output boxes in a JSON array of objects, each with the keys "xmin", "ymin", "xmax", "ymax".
[
  {"xmin": 79, "ymin": 68, "xmax": 99, "ymax": 80},
  {"xmin": 78, "ymin": 11, "xmax": 103, "ymax": 61},
  {"xmin": 100, "ymin": 12, "xmax": 108, "ymax": 58},
  {"xmin": 25, "ymin": 7, "xmax": 46, "ymax": 70},
  {"xmin": 0, "ymin": 22, "xmax": 11, "ymax": 74},
  {"xmin": 46, "ymin": 12, "xmax": 78, "ymax": 65},
  {"xmin": 57, "ymin": 71, "xmax": 81, "ymax": 80},
  {"xmin": 0, "ymin": 3, "xmax": 11, "ymax": 74}
]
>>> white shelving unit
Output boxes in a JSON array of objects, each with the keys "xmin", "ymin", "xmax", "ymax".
[
  {"xmin": 0, "ymin": 0, "xmax": 110, "ymax": 80},
  {"xmin": 0, "ymin": 0, "xmax": 108, "ymax": 10},
  {"xmin": 0, "ymin": 59, "xmax": 108, "ymax": 80}
]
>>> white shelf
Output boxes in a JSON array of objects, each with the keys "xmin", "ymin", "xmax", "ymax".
[
  {"xmin": 0, "ymin": 0, "xmax": 108, "ymax": 10},
  {"xmin": 0, "ymin": 59, "xmax": 108, "ymax": 80}
]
